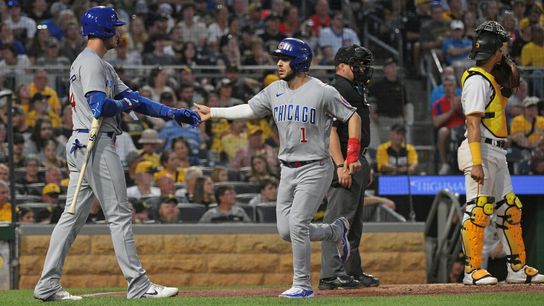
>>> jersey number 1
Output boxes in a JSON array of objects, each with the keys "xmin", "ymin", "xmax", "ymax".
[{"xmin": 300, "ymin": 127, "xmax": 308, "ymax": 143}]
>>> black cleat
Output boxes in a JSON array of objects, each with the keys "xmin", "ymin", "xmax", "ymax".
[
  {"xmin": 318, "ymin": 275, "xmax": 361, "ymax": 290},
  {"xmin": 353, "ymin": 272, "xmax": 380, "ymax": 287}
]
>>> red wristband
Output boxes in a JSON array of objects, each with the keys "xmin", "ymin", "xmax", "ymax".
[{"xmin": 346, "ymin": 138, "xmax": 361, "ymax": 165}]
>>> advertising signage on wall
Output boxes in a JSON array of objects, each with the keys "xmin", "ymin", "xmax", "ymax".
[{"xmin": 378, "ymin": 176, "xmax": 544, "ymax": 196}]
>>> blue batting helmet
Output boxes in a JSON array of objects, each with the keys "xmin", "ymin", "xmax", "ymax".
[
  {"xmin": 81, "ymin": 6, "xmax": 126, "ymax": 39},
  {"xmin": 272, "ymin": 38, "xmax": 313, "ymax": 73}
]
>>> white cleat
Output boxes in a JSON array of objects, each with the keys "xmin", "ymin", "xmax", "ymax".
[
  {"xmin": 463, "ymin": 268, "xmax": 498, "ymax": 285},
  {"xmin": 278, "ymin": 287, "xmax": 314, "ymax": 298},
  {"xmin": 35, "ymin": 289, "xmax": 83, "ymax": 301},
  {"xmin": 142, "ymin": 283, "xmax": 179, "ymax": 298},
  {"xmin": 506, "ymin": 265, "xmax": 544, "ymax": 284}
]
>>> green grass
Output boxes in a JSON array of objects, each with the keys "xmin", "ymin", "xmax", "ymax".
[{"xmin": 0, "ymin": 289, "xmax": 543, "ymax": 305}]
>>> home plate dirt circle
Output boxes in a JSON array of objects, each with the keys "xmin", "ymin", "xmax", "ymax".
[{"xmin": 85, "ymin": 283, "xmax": 544, "ymax": 298}]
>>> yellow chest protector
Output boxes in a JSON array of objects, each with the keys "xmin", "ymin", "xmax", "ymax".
[{"xmin": 461, "ymin": 67, "xmax": 508, "ymax": 138}]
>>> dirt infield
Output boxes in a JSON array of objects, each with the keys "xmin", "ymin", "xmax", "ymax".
[{"xmin": 176, "ymin": 283, "xmax": 544, "ymax": 298}]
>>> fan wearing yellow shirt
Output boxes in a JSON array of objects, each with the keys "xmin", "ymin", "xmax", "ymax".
[
  {"xmin": 510, "ymin": 96, "xmax": 544, "ymax": 148},
  {"xmin": 28, "ymin": 70, "xmax": 61, "ymax": 115},
  {"xmin": 0, "ymin": 181, "xmax": 12, "ymax": 223}
]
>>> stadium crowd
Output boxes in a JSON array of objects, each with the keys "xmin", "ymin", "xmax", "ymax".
[{"xmin": 0, "ymin": 0, "xmax": 543, "ymax": 224}]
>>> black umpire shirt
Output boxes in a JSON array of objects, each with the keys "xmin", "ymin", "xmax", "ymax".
[{"xmin": 330, "ymin": 75, "xmax": 370, "ymax": 155}]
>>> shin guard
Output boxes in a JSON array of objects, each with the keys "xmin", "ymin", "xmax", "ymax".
[
  {"xmin": 496, "ymin": 192, "xmax": 526, "ymax": 272},
  {"xmin": 461, "ymin": 196, "xmax": 494, "ymax": 273}
]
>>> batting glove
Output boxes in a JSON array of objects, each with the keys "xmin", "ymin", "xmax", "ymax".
[{"xmin": 167, "ymin": 108, "xmax": 201, "ymax": 127}]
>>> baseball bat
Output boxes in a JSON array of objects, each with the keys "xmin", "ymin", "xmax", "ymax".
[{"xmin": 67, "ymin": 117, "xmax": 103, "ymax": 215}]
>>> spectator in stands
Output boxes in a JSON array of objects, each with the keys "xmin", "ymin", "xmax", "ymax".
[
  {"xmin": 28, "ymin": 0, "xmax": 51, "ymax": 23},
  {"xmin": 218, "ymin": 34, "xmax": 242, "ymax": 68},
  {"xmin": 18, "ymin": 208, "xmax": 35, "ymax": 224},
  {"xmin": 159, "ymin": 112, "xmax": 205, "ymax": 153},
  {"xmin": 521, "ymin": 24, "xmax": 544, "ymax": 67},
  {"xmin": 510, "ymin": 97, "xmax": 544, "ymax": 149},
  {"xmin": 56, "ymin": 104, "xmax": 72, "ymax": 142},
  {"xmin": 278, "ymin": 6, "xmax": 299, "ymax": 37},
  {"xmin": 477, "ymin": 0, "xmax": 500, "ymax": 24},
  {"xmin": 419, "ymin": 2, "xmax": 449, "ymax": 58},
  {"xmin": 157, "ymin": 196, "xmax": 180, "ymax": 224},
  {"xmin": 211, "ymin": 166, "xmax": 228, "ymax": 183},
  {"xmin": 27, "ymin": 23, "xmax": 50, "ymax": 64},
  {"xmin": 40, "ymin": 3, "xmax": 66, "ymax": 40},
  {"xmin": 157, "ymin": 175, "xmax": 178, "ymax": 197},
  {"xmin": 442, "ymin": 20, "xmax": 472, "ymax": 66},
  {"xmin": 14, "ymin": 84, "xmax": 31, "ymax": 113},
  {"xmin": 502, "ymin": 11, "xmax": 520, "ymax": 51},
  {"xmin": 172, "ymin": 137, "xmax": 196, "ymax": 167},
  {"xmin": 0, "ymin": 21, "xmax": 25, "ymax": 54},
  {"xmin": 177, "ymin": 3, "xmax": 207, "ymax": 48},
  {"xmin": 28, "ymin": 70, "xmax": 61, "ymax": 116},
  {"xmin": 127, "ymin": 15, "xmax": 148, "ymax": 53},
  {"xmin": 41, "ymin": 183, "xmax": 60, "ymax": 205},
  {"xmin": 60, "ymin": 21, "xmax": 85, "ymax": 62},
  {"xmin": 0, "ymin": 123, "xmax": 6, "ymax": 162},
  {"xmin": 7, "ymin": 105, "xmax": 29, "ymax": 137},
  {"xmin": 507, "ymin": 78, "xmax": 528, "ymax": 126},
  {"xmin": 0, "ymin": 44, "xmax": 31, "ymax": 87},
  {"xmin": 127, "ymin": 161, "xmax": 160, "ymax": 200},
  {"xmin": 199, "ymin": 185, "xmax": 250, "ymax": 223},
  {"xmin": 207, "ymin": 5, "xmax": 230, "ymax": 45},
  {"xmin": 221, "ymin": 120, "xmax": 248, "ymax": 162},
  {"xmin": 143, "ymin": 33, "xmax": 176, "ymax": 66},
  {"xmin": 247, "ymin": 154, "xmax": 277, "ymax": 183},
  {"xmin": 146, "ymin": 13, "xmax": 169, "ymax": 37},
  {"xmin": 369, "ymin": 57, "xmax": 411, "ymax": 144},
  {"xmin": 179, "ymin": 166, "xmax": 203, "ymax": 202},
  {"xmin": 430, "ymin": 66, "xmax": 462, "ymax": 109},
  {"xmin": 511, "ymin": 22, "xmax": 531, "ymax": 65},
  {"xmin": 403, "ymin": 0, "xmax": 432, "ymax": 75},
  {"xmin": 309, "ymin": 0, "xmax": 331, "ymax": 37},
  {"xmin": 130, "ymin": 199, "xmax": 151, "ymax": 224},
  {"xmin": 16, "ymin": 154, "xmax": 43, "ymax": 195},
  {"xmin": 319, "ymin": 10, "xmax": 360, "ymax": 55},
  {"xmin": 0, "ymin": 163, "xmax": 8, "ymax": 181},
  {"xmin": 36, "ymin": 39, "xmax": 70, "ymax": 74},
  {"xmin": 44, "ymin": 166, "xmax": 62, "ymax": 186},
  {"xmin": 13, "ymin": 132, "xmax": 26, "ymax": 168},
  {"xmin": 5, "ymin": 0, "xmax": 36, "ymax": 45},
  {"xmin": 0, "ymin": 180, "xmax": 11, "ymax": 222},
  {"xmin": 26, "ymin": 93, "xmax": 61, "ymax": 128},
  {"xmin": 147, "ymin": 66, "xmax": 175, "ymax": 103},
  {"xmin": 376, "ymin": 124, "xmax": 418, "ymax": 175},
  {"xmin": 106, "ymin": 34, "xmax": 142, "ymax": 67},
  {"xmin": 445, "ymin": 0, "xmax": 463, "ymax": 21},
  {"xmin": 191, "ymin": 176, "xmax": 215, "ymax": 206},
  {"xmin": 25, "ymin": 118, "xmax": 63, "ymax": 157},
  {"xmin": 41, "ymin": 139, "xmax": 65, "ymax": 169},
  {"xmin": 259, "ymin": 14, "xmax": 286, "ymax": 54},
  {"xmin": 86, "ymin": 197, "xmax": 105, "ymax": 224},
  {"xmin": 138, "ymin": 129, "xmax": 163, "ymax": 168},
  {"xmin": 432, "ymin": 75, "xmax": 465, "ymax": 175},
  {"xmin": 243, "ymin": 37, "xmax": 275, "ymax": 67},
  {"xmin": 154, "ymin": 150, "xmax": 185, "ymax": 183},
  {"xmin": 217, "ymin": 78, "xmax": 244, "ymax": 106},
  {"xmin": 519, "ymin": 4, "xmax": 543, "ymax": 31},
  {"xmin": 248, "ymin": 178, "xmax": 278, "ymax": 206},
  {"xmin": 463, "ymin": 11, "xmax": 477, "ymax": 40},
  {"xmin": 179, "ymin": 41, "xmax": 201, "ymax": 67},
  {"xmin": 230, "ymin": 126, "xmax": 278, "ymax": 170}
]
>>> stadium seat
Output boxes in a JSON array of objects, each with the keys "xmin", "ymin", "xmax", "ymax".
[
  {"xmin": 236, "ymin": 204, "xmax": 256, "ymax": 222},
  {"xmin": 235, "ymin": 193, "xmax": 257, "ymax": 204},
  {"xmin": 215, "ymin": 182, "xmax": 260, "ymax": 194},
  {"xmin": 177, "ymin": 203, "xmax": 208, "ymax": 223},
  {"xmin": 256, "ymin": 202, "xmax": 276, "ymax": 223}
]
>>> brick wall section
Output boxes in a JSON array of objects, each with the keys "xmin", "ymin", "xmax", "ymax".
[{"xmin": 18, "ymin": 232, "xmax": 426, "ymax": 289}]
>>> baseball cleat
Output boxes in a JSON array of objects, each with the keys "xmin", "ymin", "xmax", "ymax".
[
  {"xmin": 506, "ymin": 265, "xmax": 544, "ymax": 284},
  {"xmin": 278, "ymin": 287, "xmax": 314, "ymax": 298},
  {"xmin": 142, "ymin": 283, "xmax": 179, "ymax": 298},
  {"xmin": 463, "ymin": 268, "xmax": 498, "ymax": 285},
  {"xmin": 333, "ymin": 217, "xmax": 350, "ymax": 264},
  {"xmin": 318, "ymin": 275, "xmax": 360, "ymax": 290},
  {"xmin": 353, "ymin": 272, "xmax": 380, "ymax": 287},
  {"xmin": 35, "ymin": 289, "xmax": 83, "ymax": 301}
]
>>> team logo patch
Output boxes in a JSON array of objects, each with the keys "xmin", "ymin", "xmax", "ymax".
[{"xmin": 278, "ymin": 42, "xmax": 292, "ymax": 51}]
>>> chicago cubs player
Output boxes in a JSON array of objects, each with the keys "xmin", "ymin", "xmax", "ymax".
[
  {"xmin": 458, "ymin": 20, "xmax": 544, "ymax": 285},
  {"xmin": 196, "ymin": 38, "xmax": 361, "ymax": 298},
  {"xmin": 33, "ymin": 6, "xmax": 200, "ymax": 301}
]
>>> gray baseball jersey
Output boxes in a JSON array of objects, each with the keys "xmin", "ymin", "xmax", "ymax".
[
  {"xmin": 69, "ymin": 48, "xmax": 128, "ymax": 134},
  {"xmin": 248, "ymin": 77, "xmax": 356, "ymax": 162}
]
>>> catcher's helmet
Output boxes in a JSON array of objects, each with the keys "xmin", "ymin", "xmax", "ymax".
[
  {"xmin": 81, "ymin": 6, "xmax": 126, "ymax": 39},
  {"xmin": 469, "ymin": 21, "xmax": 509, "ymax": 61},
  {"xmin": 272, "ymin": 38, "xmax": 313, "ymax": 73}
]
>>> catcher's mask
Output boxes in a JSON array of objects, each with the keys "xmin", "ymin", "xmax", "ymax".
[
  {"xmin": 335, "ymin": 45, "xmax": 374, "ymax": 86},
  {"xmin": 469, "ymin": 21, "xmax": 509, "ymax": 61}
]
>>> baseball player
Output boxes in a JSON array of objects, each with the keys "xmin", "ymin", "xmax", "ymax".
[
  {"xmin": 458, "ymin": 20, "xmax": 544, "ymax": 285},
  {"xmin": 33, "ymin": 6, "xmax": 200, "ymax": 301},
  {"xmin": 196, "ymin": 38, "xmax": 361, "ymax": 298},
  {"xmin": 319, "ymin": 45, "xmax": 380, "ymax": 290}
]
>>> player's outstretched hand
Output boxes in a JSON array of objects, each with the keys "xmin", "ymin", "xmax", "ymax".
[
  {"xmin": 347, "ymin": 160, "xmax": 361, "ymax": 174},
  {"xmin": 173, "ymin": 108, "xmax": 201, "ymax": 127},
  {"xmin": 194, "ymin": 103, "xmax": 211, "ymax": 121},
  {"xmin": 470, "ymin": 164, "xmax": 484, "ymax": 185}
]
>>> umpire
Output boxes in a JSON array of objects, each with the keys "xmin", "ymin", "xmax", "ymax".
[{"xmin": 319, "ymin": 45, "xmax": 380, "ymax": 289}]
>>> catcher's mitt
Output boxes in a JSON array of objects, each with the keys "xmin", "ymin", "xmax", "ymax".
[{"xmin": 492, "ymin": 55, "xmax": 520, "ymax": 94}]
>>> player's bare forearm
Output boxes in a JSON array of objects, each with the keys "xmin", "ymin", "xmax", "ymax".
[
  {"xmin": 347, "ymin": 112, "xmax": 362, "ymax": 141},
  {"xmin": 466, "ymin": 114, "xmax": 482, "ymax": 143},
  {"xmin": 466, "ymin": 113, "xmax": 484, "ymax": 184},
  {"xmin": 328, "ymin": 126, "xmax": 344, "ymax": 166}
]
